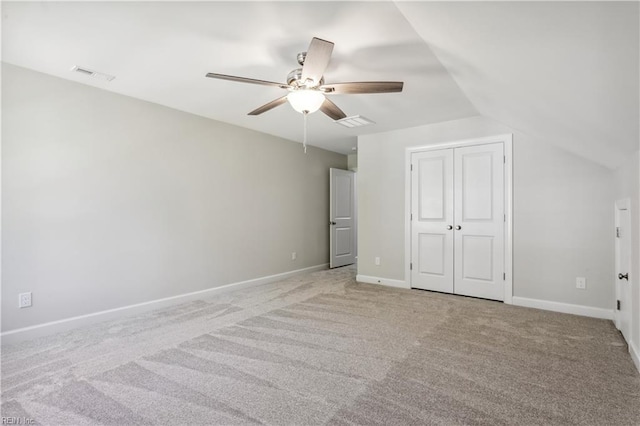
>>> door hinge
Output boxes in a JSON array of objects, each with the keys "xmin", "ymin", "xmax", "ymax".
[
  {"xmin": 411, "ymin": 164, "xmax": 413, "ymax": 171},
  {"xmin": 617, "ymin": 300, "xmax": 621, "ymax": 311},
  {"xmin": 504, "ymin": 214, "xmax": 506, "ymax": 222},
  {"xmin": 616, "ymin": 227, "xmax": 620, "ymax": 238},
  {"xmin": 503, "ymin": 273, "xmax": 506, "ymax": 280},
  {"xmin": 410, "ymin": 262, "xmax": 413, "ymax": 270},
  {"xmin": 504, "ymin": 156, "xmax": 506, "ymax": 164}
]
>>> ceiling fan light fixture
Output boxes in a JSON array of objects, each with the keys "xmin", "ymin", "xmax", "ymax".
[
  {"xmin": 287, "ymin": 89, "xmax": 325, "ymax": 114},
  {"xmin": 206, "ymin": 37, "xmax": 403, "ymax": 120}
]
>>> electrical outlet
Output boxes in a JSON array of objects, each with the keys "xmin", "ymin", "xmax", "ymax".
[
  {"xmin": 576, "ymin": 277, "xmax": 586, "ymax": 290},
  {"xmin": 375, "ymin": 257, "xmax": 381, "ymax": 266},
  {"xmin": 291, "ymin": 252, "xmax": 297, "ymax": 260},
  {"xmin": 19, "ymin": 292, "xmax": 32, "ymax": 308}
]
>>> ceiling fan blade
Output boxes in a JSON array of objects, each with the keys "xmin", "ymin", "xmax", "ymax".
[
  {"xmin": 320, "ymin": 81, "xmax": 404, "ymax": 94},
  {"xmin": 206, "ymin": 73, "xmax": 289, "ymax": 89},
  {"xmin": 320, "ymin": 98, "xmax": 347, "ymax": 121},
  {"xmin": 301, "ymin": 37, "xmax": 334, "ymax": 86},
  {"xmin": 248, "ymin": 96, "xmax": 289, "ymax": 116}
]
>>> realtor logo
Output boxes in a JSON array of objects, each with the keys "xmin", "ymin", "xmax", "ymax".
[{"xmin": 1, "ymin": 418, "xmax": 35, "ymax": 425}]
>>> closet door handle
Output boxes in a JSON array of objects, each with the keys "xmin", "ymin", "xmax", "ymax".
[
  {"xmin": 455, "ymin": 225, "xmax": 462, "ymax": 230},
  {"xmin": 446, "ymin": 225, "xmax": 453, "ymax": 230}
]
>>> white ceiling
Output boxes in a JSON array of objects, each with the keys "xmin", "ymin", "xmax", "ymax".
[
  {"xmin": 2, "ymin": 1, "xmax": 638, "ymax": 167},
  {"xmin": 1, "ymin": 1, "xmax": 477, "ymax": 155}
]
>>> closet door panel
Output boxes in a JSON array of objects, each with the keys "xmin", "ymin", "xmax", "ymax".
[
  {"xmin": 411, "ymin": 149, "xmax": 454, "ymax": 293},
  {"xmin": 453, "ymin": 143, "xmax": 505, "ymax": 301}
]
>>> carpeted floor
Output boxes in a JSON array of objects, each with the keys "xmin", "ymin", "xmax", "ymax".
[{"xmin": 2, "ymin": 265, "xmax": 639, "ymax": 425}]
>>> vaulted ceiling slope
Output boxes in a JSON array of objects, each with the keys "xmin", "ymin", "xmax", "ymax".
[
  {"xmin": 395, "ymin": 1, "xmax": 639, "ymax": 169},
  {"xmin": 0, "ymin": 1, "xmax": 477, "ymax": 155}
]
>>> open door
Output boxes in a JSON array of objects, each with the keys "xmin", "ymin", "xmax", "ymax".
[{"xmin": 330, "ymin": 168, "xmax": 356, "ymax": 268}]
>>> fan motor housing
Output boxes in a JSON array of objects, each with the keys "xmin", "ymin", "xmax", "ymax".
[
  {"xmin": 287, "ymin": 51, "xmax": 325, "ymax": 88},
  {"xmin": 287, "ymin": 68, "xmax": 324, "ymax": 88},
  {"xmin": 287, "ymin": 68, "xmax": 303, "ymax": 87}
]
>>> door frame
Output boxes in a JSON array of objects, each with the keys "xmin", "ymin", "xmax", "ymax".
[
  {"xmin": 614, "ymin": 197, "xmax": 631, "ymax": 332},
  {"xmin": 404, "ymin": 134, "xmax": 514, "ymax": 304}
]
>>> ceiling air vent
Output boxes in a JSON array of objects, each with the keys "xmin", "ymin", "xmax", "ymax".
[
  {"xmin": 335, "ymin": 115, "xmax": 375, "ymax": 128},
  {"xmin": 71, "ymin": 66, "xmax": 115, "ymax": 82}
]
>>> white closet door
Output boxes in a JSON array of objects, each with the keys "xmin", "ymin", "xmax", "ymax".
[
  {"xmin": 411, "ymin": 149, "xmax": 454, "ymax": 293},
  {"xmin": 453, "ymin": 143, "xmax": 505, "ymax": 301}
]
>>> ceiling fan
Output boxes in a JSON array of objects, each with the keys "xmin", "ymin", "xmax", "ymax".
[{"xmin": 205, "ymin": 37, "xmax": 404, "ymax": 121}]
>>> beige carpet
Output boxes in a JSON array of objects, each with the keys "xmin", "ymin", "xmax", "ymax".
[{"xmin": 2, "ymin": 265, "xmax": 639, "ymax": 425}]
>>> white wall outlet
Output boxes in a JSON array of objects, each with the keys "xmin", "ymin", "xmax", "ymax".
[
  {"xmin": 375, "ymin": 257, "xmax": 381, "ymax": 266},
  {"xmin": 576, "ymin": 277, "xmax": 586, "ymax": 290},
  {"xmin": 291, "ymin": 252, "xmax": 297, "ymax": 260},
  {"xmin": 19, "ymin": 292, "xmax": 32, "ymax": 308}
]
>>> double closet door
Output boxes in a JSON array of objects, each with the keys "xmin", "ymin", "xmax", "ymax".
[{"xmin": 411, "ymin": 142, "xmax": 505, "ymax": 301}]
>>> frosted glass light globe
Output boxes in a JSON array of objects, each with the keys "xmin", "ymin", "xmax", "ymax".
[{"xmin": 287, "ymin": 90, "xmax": 325, "ymax": 114}]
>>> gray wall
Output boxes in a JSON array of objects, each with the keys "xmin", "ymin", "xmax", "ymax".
[
  {"xmin": 358, "ymin": 116, "xmax": 615, "ymax": 309},
  {"xmin": 614, "ymin": 151, "xmax": 640, "ymax": 360},
  {"xmin": 347, "ymin": 154, "xmax": 358, "ymax": 171},
  {"xmin": 2, "ymin": 64, "xmax": 346, "ymax": 332}
]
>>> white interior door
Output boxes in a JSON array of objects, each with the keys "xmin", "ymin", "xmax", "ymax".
[
  {"xmin": 410, "ymin": 142, "xmax": 505, "ymax": 301},
  {"xmin": 453, "ymin": 143, "xmax": 505, "ymax": 301},
  {"xmin": 615, "ymin": 199, "xmax": 631, "ymax": 343},
  {"xmin": 411, "ymin": 149, "xmax": 454, "ymax": 293},
  {"xmin": 330, "ymin": 168, "xmax": 356, "ymax": 268}
]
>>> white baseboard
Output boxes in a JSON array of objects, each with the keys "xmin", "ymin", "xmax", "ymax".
[
  {"xmin": 1, "ymin": 264, "xmax": 328, "ymax": 344},
  {"xmin": 356, "ymin": 274, "xmax": 409, "ymax": 289},
  {"xmin": 511, "ymin": 296, "xmax": 614, "ymax": 320},
  {"xmin": 630, "ymin": 342, "xmax": 640, "ymax": 373}
]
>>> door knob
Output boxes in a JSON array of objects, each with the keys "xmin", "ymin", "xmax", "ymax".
[
  {"xmin": 619, "ymin": 273, "xmax": 629, "ymax": 281},
  {"xmin": 446, "ymin": 225, "xmax": 453, "ymax": 230},
  {"xmin": 330, "ymin": 221, "xmax": 337, "ymax": 226},
  {"xmin": 455, "ymin": 225, "xmax": 462, "ymax": 230}
]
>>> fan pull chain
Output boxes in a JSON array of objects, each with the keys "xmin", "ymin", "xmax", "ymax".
[{"xmin": 303, "ymin": 111, "xmax": 308, "ymax": 154}]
